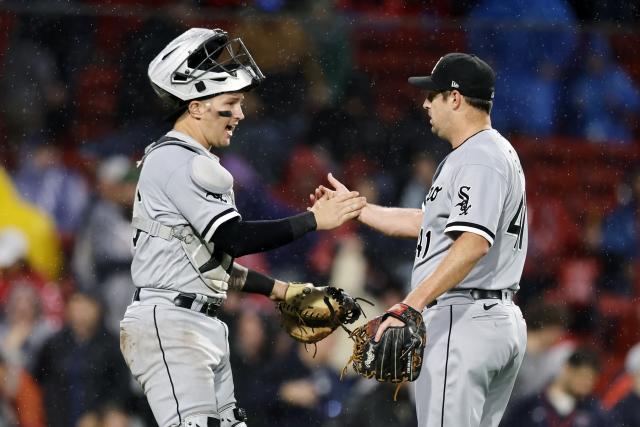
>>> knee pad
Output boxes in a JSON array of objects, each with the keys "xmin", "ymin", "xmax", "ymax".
[
  {"xmin": 182, "ymin": 414, "xmax": 220, "ymax": 427},
  {"xmin": 219, "ymin": 407, "xmax": 248, "ymax": 427}
]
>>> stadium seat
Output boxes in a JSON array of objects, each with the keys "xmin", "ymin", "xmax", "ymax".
[{"xmin": 547, "ymin": 258, "xmax": 600, "ymax": 306}]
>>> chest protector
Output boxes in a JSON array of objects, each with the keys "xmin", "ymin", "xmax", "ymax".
[{"xmin": 132, "ymin": 138, "xmax": 233, "ymax": 294}]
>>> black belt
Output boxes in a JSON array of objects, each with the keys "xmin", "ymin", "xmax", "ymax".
[
  {"xmin": 133, "ymin": 288, "xmax": 223, "ymax": 318},
  {"xmin": 426, "ymin": 289, "xmax": 507, "ymax": 309}
]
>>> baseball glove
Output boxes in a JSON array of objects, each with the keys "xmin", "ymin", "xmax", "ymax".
[
  {"xmin": 345, "ymin": 303, "xmax": 426, "ymax": 398},
  {"xmin": 277, "ymin": 283, "xmax": 366, "ymax": 344}
]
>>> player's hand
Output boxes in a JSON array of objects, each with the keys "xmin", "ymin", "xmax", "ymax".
[
  {"xmin": 374, "ymin": 298, "xmax": 425, "ymax": 342},
  {"xmin": 309, "ymin": 173, "xmax": 352, "ymax": 204},
  {"xmin": 308, "ymin": 191, "xmax": 366, "ymax": 230},
  {"xmin": 374, "ymin": 316, "xmax": 406, "ymax": 342}
]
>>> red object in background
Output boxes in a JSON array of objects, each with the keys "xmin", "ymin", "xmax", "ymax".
[
  {"xmin": 72, "ymin": 65, "xmax": 121, "ymax": 143},
  {"xmin": 353, "ymin": 26, "xmax": 465, "ymax": 123},
  {"xmin": 601, "ymin": 372, "xmax": 634, "ymax": 410},
  {"xmin": 524, "ymin": 196, "xmax": 581, "ymax": 280},
  {"xmin": 276, "ymin": 146, "xmax": 331, "ymax": 211},
  {"xmin": 11, "ymin": 369, "xmax": 47, "ymax": 427},
  {"xmin": 544, "ymin": 258, "xmax": 599, "ymax": 306}
]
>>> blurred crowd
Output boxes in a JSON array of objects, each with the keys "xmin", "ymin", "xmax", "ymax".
[{"xmin": 0, "ymin": 0, "xmax": 639, "ymax": 426}]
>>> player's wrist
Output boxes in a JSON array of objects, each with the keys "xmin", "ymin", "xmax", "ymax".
[
  {"xmin": 402, "ymin": 294, "xmax": 426, "ymax": 312},
  {"xmin": 269, "ymin": 280, "xmax": 289, "ymax": 301}
]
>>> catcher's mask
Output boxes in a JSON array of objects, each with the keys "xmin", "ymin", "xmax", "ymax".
[{"xmin": 148, "ymin": 28, "xmax": 265, "ymax": 110}]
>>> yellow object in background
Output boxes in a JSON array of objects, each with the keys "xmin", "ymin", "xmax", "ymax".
[{"xmin": 0, "ymin": 167, "xmax": 62, "ymax": 279}]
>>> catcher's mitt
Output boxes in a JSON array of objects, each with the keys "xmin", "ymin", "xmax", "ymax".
[
  {"xmin": 345, "ymin": 303, "xmax": 426, "ymax": 398},
  {"xmin": 277, "ymin": 283, "xmax": 366, "ymax": 344}
]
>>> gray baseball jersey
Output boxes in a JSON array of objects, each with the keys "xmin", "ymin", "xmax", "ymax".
[
  {"xmin": 123, "ymin": 130, "xmax": 244, "ymax": 427},
  {"xmin": 411, "ymin": 128, "xmax": 527, "ymax": 291},
  {"xmin": 131, "ymin": 130, "xmax": 239, "ymax": 298},
  {"xmin": 412, "ymin": 128, "xmax": 528, "ymax": 427}
]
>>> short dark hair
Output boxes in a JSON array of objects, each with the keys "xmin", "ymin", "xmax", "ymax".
[
  {"xmin": 441, "ymin": 91, "xmax": 492, "ymax": 114},
  {"xmin": 567, "ymin": 347, "xmax": 600, "ymax": 371},
  {"xmin": 464, "ymin": 95, "xmax": 493, "ymax": 114}
]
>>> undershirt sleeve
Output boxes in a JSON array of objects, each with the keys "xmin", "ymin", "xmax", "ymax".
[{"xmin": 211, "ymin": 212, "xmax": 317, "ymax": 258}]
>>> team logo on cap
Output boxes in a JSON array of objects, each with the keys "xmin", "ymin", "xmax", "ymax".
[{"xmin": 451, "ymin": 81, "xmax": 460, "ymax": 88}]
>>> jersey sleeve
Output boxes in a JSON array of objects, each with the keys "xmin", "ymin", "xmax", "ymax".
[
  {"xmin": 444, "ymin": 164, "xmax": 507, "ymax": 246},
  {"xmin": 165, "ymin": 158, "xmax": 240, "ymax": 241}
]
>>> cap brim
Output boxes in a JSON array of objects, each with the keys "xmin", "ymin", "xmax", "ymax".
[{"xmin": 408, "ymin": 76, "xmax": 438, "ymax": 90}]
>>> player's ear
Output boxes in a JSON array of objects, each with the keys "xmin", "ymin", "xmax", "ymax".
[
  {"xmin": 187, "ymin": 100, "xmax": 204, "ymax": 119},
  {"xmin": 451, "ymin": 90, "xmax": 463, "ymax": 110}
]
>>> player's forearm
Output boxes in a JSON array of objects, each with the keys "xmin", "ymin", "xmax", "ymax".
[
  {"xmin": 213, "ymin": 213, "xmax": 316, "ymax": 258},
  {"xmin": 404, "ymin": 232, "xmax": 489, "ymax": 310},
  {"xmin": 358, "ymin": 204, "xmax": 422, "ymax": 238}
]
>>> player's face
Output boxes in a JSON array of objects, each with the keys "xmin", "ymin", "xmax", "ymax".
[
  {"xmin": 201, "ymin": 93, "xmax": 245, "ymax": 148},
  {"xmin": 423, "ymin": 91, "xmax": 449, "ymax": 139},
  {"xmin": 564, "ymin": 365, "xmax": 598, "ymax": 399}
]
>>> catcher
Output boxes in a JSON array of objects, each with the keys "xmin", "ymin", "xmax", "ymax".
[{"xmin": 120, "ymin": 28, "xmax": 366, "ymax": 427}]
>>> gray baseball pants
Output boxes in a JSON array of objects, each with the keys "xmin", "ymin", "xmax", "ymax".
[
  {"xmin": 415, "ymin": 292, "xmax": 527, "ymax": 427},
  {"xmin": 120, "ymin": 289, "xmax": 237, "ymax": 427}
]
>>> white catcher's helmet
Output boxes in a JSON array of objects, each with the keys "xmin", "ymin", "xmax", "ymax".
[{"xmin": 148, "ymin": 28, "xmax": 264, "ymax": 104}]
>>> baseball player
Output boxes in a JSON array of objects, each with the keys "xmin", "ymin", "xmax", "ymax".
[
  {"xmin": 119, "ymin": 28, "xmax": 365, "ymax": 427},
  {"xmin": 316, "ymin": 53, "xmax": 528, "ymax": 427}
]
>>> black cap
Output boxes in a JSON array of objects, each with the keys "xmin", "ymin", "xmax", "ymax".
[{"xmin": 408, "ymin": 53, "xmax": 496, "ymax": 101}]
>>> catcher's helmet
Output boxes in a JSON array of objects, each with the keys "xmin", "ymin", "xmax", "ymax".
[{"xmin": 148, "ymin": 28, "xmax": 264, "ymax": 105}]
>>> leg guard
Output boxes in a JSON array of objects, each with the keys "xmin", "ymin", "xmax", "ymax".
[
  {"xmin": 181, "ymin": 414, "xmax": 220, "ymax": 427},
  {"xmin": 219, "ymin": 407, "xmax": 248, "ymax": 427}
]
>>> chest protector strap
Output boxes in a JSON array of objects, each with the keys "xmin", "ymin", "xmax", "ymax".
[{"xmin": 132, "ymin": 138, "xmax": 232, "ymax": 294}]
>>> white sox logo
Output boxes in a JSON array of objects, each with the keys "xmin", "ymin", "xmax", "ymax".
[
  {"xmin": 425, "ymin": 185, "xmax": 443, "ymax": 202},
  {"xmin": 455, "ymin": 186, "xmax": 471, "ymax": 215},
  {"xmin": 206, "ymin": 191, "xmax": 231, "ymax": 204}
]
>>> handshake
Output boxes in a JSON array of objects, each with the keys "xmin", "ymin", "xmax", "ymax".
[{"xmin": 307, "ymin": 173, "xmax": 366, "ymax": 230}]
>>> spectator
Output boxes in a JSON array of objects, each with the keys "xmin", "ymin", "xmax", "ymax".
[
  {"xmin": 33, "ymin": 291, "xmax": 131, "ymax": 427},
  {"xmin": 511, "ymin": 302, "xmax": 574, "ymax": 400},
  {"xmin": 609, "ymin": 343, "xmax": 640, "ymax": 426},
  {"xmin": 0, "ymin": 228, "xmax": 64, "ymax": 327},
  {"xmin": 230, "ymin": 307, "xmax": 279, "ymax": 427},
  {"xmin": 0, "ymin": 352, "xmax": 46, "ymax": 427},
  {"xmin": 501, "ymin": 347, "xmax": 608, "ymax": 427},
  {"xmin": 268, "ymin": 335, "xmax": 354, "ymax": 427},
  {"xmin": 72, "ymin": 156, "xmax": 138, "ymax": 334},
  {"xmin": 305, "ymin": 0, "xmax": 353, "ymax": 106},
  {"xmin": 0, "ymin": 286, "xmax": 57, "ymax": 373},
  {"xmin": 13, "ymin": 141, "xmax": 90, "ymax": 241},
  {"xmin": 568, "ymin": 33, "xmax": 640, "ymax": 144},
  {"xmin": 398, "ymin": 152, "xmax": 437, "ymax": 209}
]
